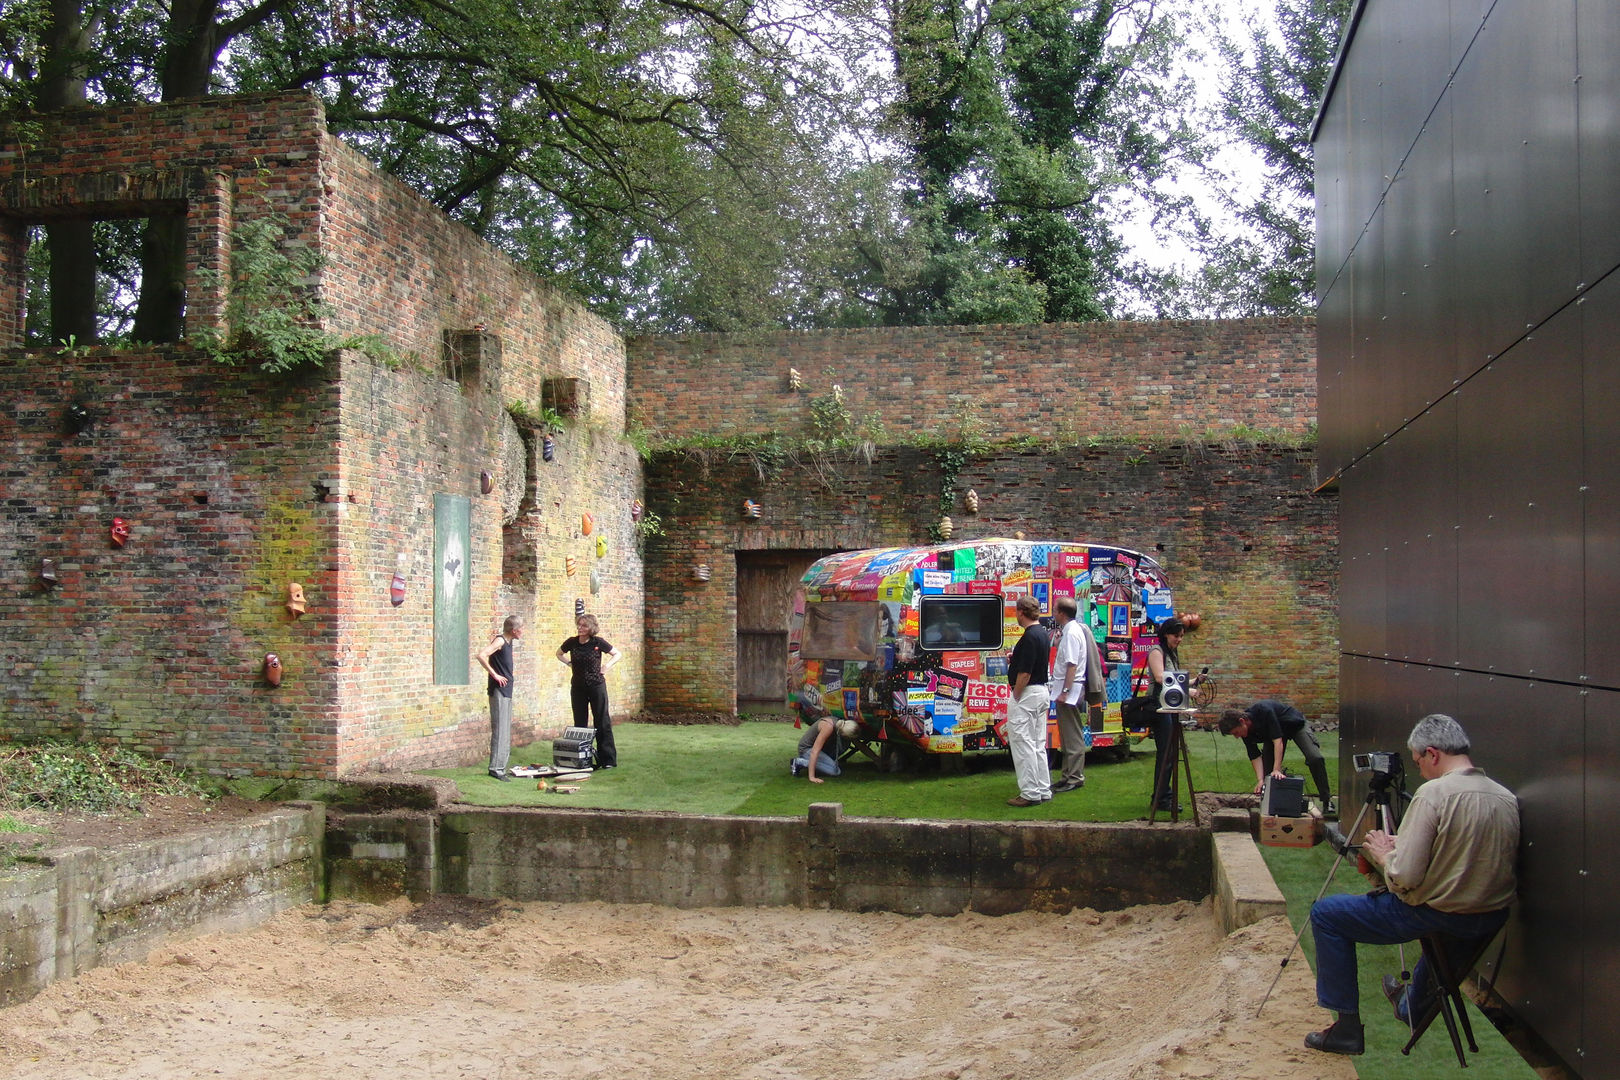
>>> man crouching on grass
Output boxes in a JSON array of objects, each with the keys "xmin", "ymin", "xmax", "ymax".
[{"xmin": 1304, "ymin": 714, "xmax": 1518, "ymax": 1056}]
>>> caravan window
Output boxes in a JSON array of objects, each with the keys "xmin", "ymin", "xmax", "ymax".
[
  {"xmin": 919, "ymin": 597, "xmax": 1003, "ymax": 651},
  {"xmin": 801, "ymin": 602, "xmax": 880, "ymax": 660}
]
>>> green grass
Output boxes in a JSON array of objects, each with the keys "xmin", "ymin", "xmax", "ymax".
[
  {"xmin": 422, "ymin": 718, "xmax": 1326, "ymax": 818},
  {"xmin": 1260, "ymin": 836, "xmax": 1538, "ymax": 1079}
]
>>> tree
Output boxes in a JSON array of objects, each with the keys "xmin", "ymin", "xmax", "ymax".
[
  {"xmin": 1190, "ymin": 0, "xmax": 1350, "ymax": 316},
  {"xmin": 872, "ymin": 0, "xmax": 1201, "ymax": 325}
]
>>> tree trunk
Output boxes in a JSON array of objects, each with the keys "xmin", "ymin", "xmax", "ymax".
[
  {"xmin": 40, "ymin": 0, "xmax": 98, "ymax": 343},
  {"xmin": 131, "ymin": 213, "xmax": 188, "ymax": 344}
]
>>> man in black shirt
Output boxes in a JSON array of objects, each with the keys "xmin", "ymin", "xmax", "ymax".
[
  {"xmin": 1218, "ymin": 700, "xmax": 1332, "ymax": 808},
  {"xmin": 1005, "ymin": 594, "xmax": 1052, "ymax": 807}
]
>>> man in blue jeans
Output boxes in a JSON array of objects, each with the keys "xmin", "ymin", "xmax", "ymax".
[{"xmin": 1305, "ymin": 714, "xmax": 1519, "ymax": 1056}]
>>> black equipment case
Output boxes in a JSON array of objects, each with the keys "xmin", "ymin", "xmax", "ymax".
[{"xmin": 552, "ymin": 726, "xmax": 596, "ymax": 769}]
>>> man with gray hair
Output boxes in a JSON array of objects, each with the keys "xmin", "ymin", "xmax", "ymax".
[
  {"xmin": 1303, "ymin": 714, "xmax": 1519, "ymax": 1056},
  {"xmin": 1048, "ymin": 595, "xmax": 1088, "ymax": 794}
]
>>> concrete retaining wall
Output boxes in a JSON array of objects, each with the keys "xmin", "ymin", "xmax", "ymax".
[
  {"xmin": 2, "ymin": 801, "xmax": 1290, "ymax": 1007},
  {"xmin": 0, "ymin": 804, "xmax": 324, "ymax": 1006},
  {"xmin": 340, "ymin": 803, "xmax": 1215, "ymax": 915}
]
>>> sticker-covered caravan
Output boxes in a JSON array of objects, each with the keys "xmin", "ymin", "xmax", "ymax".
[{"xmin": 787, "ymin": 539, "xmax": 1176, "ymax": 759}]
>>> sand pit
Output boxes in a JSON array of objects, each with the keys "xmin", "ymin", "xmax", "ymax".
[{"xmin": 0, "ymin": 898, "xmax": 1352, "ymax": 1080}]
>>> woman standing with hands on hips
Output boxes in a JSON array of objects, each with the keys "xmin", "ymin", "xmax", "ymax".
[{"xmin": 557, "ymin": 613, "xmax": 622, "ymax": 768}]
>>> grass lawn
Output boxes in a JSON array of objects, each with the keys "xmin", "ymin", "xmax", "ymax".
[
  {"xmin": 422, "ymin": 717, "xmax": 1326, "ymax": 819},
  {"xmin": 423, "ymin": 718, "xmax": 1537, "ymax": 1078}
]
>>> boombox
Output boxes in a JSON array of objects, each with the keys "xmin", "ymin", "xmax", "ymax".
[{"xmin": 552, "ymin": 726, "xmax": 597, "ymax": 769}]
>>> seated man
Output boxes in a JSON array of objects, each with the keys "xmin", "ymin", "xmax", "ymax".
[
  {"xmin": 1218, "ymin": 700, "xmax": 1332, "ymax": 810},
  {"xmin": 1304, "ymin": 714, "xmax": 1519, "ymax": 1056}
]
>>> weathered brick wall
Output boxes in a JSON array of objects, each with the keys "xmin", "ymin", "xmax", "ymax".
[
  {"xmin": 645, "ymin": 443, "xmax": 1338, "ymax": 721},
  {"xmin": 627, "ymin": 319, "xmax": 1315, "ymax": 441},
  {"xmin": 0, "ymin": 93, "xmax": 643, "ymax": 777},
  {"xmin": 0, "ymin": 349, "xmax": 343, "ymax": 774}
]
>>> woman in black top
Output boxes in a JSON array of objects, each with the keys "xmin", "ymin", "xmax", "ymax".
[
  {"xmin": 557, "ymin": 613, "xmax": 622, "ymax": 768},
  {"xmin": 1146, "ymin": 616, "xmax": 1188, "ymax": 812}
]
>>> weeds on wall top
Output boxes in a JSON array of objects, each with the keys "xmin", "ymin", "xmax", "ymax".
[
  {"xmin": 0, "ymin": 742, "xmax": 211, "ymax": 814},
  {"xmin": 194, "ymin": 209, "xmax": 389, "ymax": 374}
]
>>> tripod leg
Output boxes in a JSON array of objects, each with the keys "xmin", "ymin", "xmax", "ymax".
[{"xmin": 1177, "ymin": 722, "xmax": 1195, "ymax": 822}]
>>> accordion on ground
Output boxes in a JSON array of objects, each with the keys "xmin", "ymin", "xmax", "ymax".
[{"xmin": 552, "ymin": 726, "xmax": 597, "ymax": 769}]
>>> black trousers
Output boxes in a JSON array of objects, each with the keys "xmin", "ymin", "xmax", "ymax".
[
  {"xmin": 1150, "ymin": 710, "xmax": 1178, "ymax": 808},
  {"xmin": 571, "ymin": 680, "xmax": 615, "ymax": 766}
]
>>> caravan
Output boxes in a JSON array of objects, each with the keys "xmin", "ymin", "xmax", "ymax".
[{"xmin": 787, "ymin": 538, "xmax": 1182, "ymax": 763}]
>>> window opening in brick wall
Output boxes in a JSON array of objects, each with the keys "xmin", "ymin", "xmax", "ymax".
[{"xmin": 23, "ymin": 214, "xmax": 182, "ymax": 345}]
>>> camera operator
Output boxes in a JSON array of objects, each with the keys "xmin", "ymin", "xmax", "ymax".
[{"xmin": 1303, "ymin": 714, "xmax": 1519, "ymax": 1057}]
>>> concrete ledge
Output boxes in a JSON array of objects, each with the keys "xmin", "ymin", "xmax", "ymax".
[
  {"xmin": 0, "ymin": 804, "xmax": 323, "ymax": 1006},
  {"xmin": 1210, "ymin": 831, "xmax": 1288, "ymax": 934},
  {"xmin": 432, "ymin": 806, "xmax": 1209, "ymax": 915}
]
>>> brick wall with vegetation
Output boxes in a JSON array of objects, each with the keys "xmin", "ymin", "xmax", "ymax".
[
  {"xmin": 627, "ymin": 319, "xmax": 1316, "ymax": 442},
  {"xmin": 644, "ymin": 441, "xmax": 1337, "ymax": 722},
  {"xmin": 0, "ymin": 93, "xmax": 643, "ymax": 777}
]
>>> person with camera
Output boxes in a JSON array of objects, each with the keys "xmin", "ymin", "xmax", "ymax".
[
  {"xmin": 1304, "ymin": 714, "xmax": 1519, "ymax": 1057},
  {"xmin": 1217, "ymin": 700, "xmax": 1332, "ymax": 811}
]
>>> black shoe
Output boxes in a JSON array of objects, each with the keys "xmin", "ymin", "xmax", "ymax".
[
  {"xmin": 600, "ymin": 764, "xmax": 616, "ymax": 769},
  {"xmin": 1304, "ymin": 1019, "xmax": 1364, "ymax": 1056},
  {"xmin": 488, "ymin": 771, "xmax": 512, "ymax": 782},
  {"xmin": 1052, "ymin": 780, "xmax": 1083, "ymax": 794},
  {"xmin": 1382, "ymin": 975, "xmax": 1410, "ymax": 1022}
]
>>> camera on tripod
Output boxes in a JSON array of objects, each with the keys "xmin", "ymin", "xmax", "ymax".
[{"xmin": 1353, "ymin": 750, "xmax": 1405, "ymax": 792}]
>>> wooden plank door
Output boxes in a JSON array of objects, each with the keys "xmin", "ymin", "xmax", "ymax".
[{"xmin": 735, "ymin": 550, "xmax": 830, "ymax": 712}]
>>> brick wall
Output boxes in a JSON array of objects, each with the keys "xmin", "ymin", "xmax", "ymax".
[
  {"xmin": 0, "ymin": 93, "xmax": 643, "ymax": 777},
  {"xmin": 645, "ymin": 443, "xmax": 1338, "ymax": 722},
  {"xmin": 0, "ymin": 349, "xmax": 343, "ymax": 774},
  {"xmin": 627, "ymin": 319, "xmax": 1315, "ymax": 441}
]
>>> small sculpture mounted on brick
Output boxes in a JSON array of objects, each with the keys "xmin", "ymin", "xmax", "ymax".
[
  {"xmin": 263, "ymin": 653, "xmax": 284, "ymax": 687},
  {"xmin": 286, "ymin": 582, "xmax": 307, "ymax": 617},
  {"xmin": 110, "ymin": 517, "xmax": 131, "ymax": 547}
]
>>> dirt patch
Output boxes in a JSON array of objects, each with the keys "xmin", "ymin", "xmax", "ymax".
[
  {"xmin": 622, "ymin": 711, "xmax": 744, "ymax": 726},
  {"xmin": 0, "ymin": 897, "xmax": 1353, "ymax": 1080},
  {"xmin": 0, "ymin": 795, "xmax": 284, "ymax": 860}
]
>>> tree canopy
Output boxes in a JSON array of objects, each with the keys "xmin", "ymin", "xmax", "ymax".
[{"xmin": 1, "ymin": 0, "xmax": 1322, "ymax": 335}]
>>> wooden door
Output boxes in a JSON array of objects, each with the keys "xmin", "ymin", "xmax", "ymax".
[{"xmin": 735, "ymin": 550, "xmax": 830, "ymax": 712}]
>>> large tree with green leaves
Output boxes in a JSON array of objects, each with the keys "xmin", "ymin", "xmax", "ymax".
[
  {"xmin": 1182, "ymin": 0, "xmax": 1349, "ymax": 316},
  {"xmin": 867, "ymin": 0, "xmax": 1199, "ymax": 325}
]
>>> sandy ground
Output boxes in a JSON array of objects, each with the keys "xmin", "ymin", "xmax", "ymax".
[{"xmin": 0, "ymin": 897, "xmax": 1352, "ymax": 1080}]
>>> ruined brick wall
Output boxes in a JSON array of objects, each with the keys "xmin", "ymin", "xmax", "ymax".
[
  {"xmin": 627, "ymin": 319, "xmax": 1315, "ymax": 441},
  {"xmin": 0, "ymin": 93, "xmax": 642, "ymax": 776},
  {"xmin": 645, "ymin": 443, "xmax": 1338, "ymax": 722},
  {"xmin": 0, "ymin": 349, "xmax": 343, "ymax": 775}
]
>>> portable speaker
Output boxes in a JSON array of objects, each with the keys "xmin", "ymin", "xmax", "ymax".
[{"xmin": 1159, "ymin": 671, "xmax": 1190, "ymax": 711}]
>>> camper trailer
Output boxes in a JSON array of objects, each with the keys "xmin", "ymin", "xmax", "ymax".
[{"xmin": 787, "ymin": 538, "xmax": 1179, "ymax": 763}]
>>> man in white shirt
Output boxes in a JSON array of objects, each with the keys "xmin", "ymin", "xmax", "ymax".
[{"xmin": 1048, "ymin": 596, "xmax": 1088, "ymax": 794}]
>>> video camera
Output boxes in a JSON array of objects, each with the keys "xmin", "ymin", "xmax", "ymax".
[{"xmin": 1353, "ymin": 750, "xmax": 1405, "ymax": 793}]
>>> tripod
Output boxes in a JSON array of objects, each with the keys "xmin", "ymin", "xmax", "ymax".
[
  {"xmin": 1256, "ymin": 770, "xmax": 1405, "ymax": 1016},
  {"xmin": 1147, "ymin": 707, "xmax": 1198, "ymax": 824}
]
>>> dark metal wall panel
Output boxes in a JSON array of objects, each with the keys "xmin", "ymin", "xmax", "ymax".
[
  {"xmin": 1517, "ymin": 1, "xmax": 1581, "ymax": 327},
  {"xmin": 1347, "ymin": 215, "xmax": 1386, "ymax": 459},
  {"xmin": 1337, "ymin": 455, "xmax": 1387, "ymax": 657},
  {"xmin": 1448, "ymin": 19, "xmax": 1536, "ymax": 378},
  {"xmin": 1583, "ymin": 688, "xmax": 1620, "ymax": 1077},
  {"xmin": 1455, "ymin": 318, "xmax": 1585, "ymax": 682},
  {"xmin": 1380, "ymin": 399, "xmax": 1458, "ymax": 666},
  {"xmin": 1455, "ymin": 672, "xmax": 1585, "ymax": 1071},
  {"xmin": 1383, "ymin": 117, "xmax": 1457, "ymax": 429},
  {"xmin": 1315, "ymin": 94, "xmax": 1355, "ymax": 296},
  {"xmin": 1449, "ymin": 0, "xmax": 1496, "ymax": 75},
  {"xmin": 1582, "ymin": 274, "xmax": 1620, "ymax": 688},
  {"xmin": 1316, "ymin": 276, "xmax": 1354, "ymax": 479},
  {"xmin": 1341, "ymin": 17, "xmax": 1388, "ymax": 260},
  {"xmin": 1576, "ymin": 1, "xmax": 1620, "ymax": 289},
  {"xmin": 1367, "ymin": 0, "xmax": 1450, "ymax": 187}
]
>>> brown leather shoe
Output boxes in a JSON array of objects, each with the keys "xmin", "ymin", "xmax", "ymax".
[{"xmin": 1007, "ymin": 795, "xmax": 1041, "ymax": 807}]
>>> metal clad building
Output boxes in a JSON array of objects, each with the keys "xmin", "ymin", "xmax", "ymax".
[{"xmin": 1315, "ymin": 1, "xmax": 1616, "ymax": 1074}]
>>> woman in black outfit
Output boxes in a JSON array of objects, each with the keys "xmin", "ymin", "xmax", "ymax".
[
  {"xmin": 557, "ymin": 613, "xmax": 622, "ymax": 768},
  {"xmin": 1146, "ymin": 616, "xmax": 1189, "ymax": 812}
]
